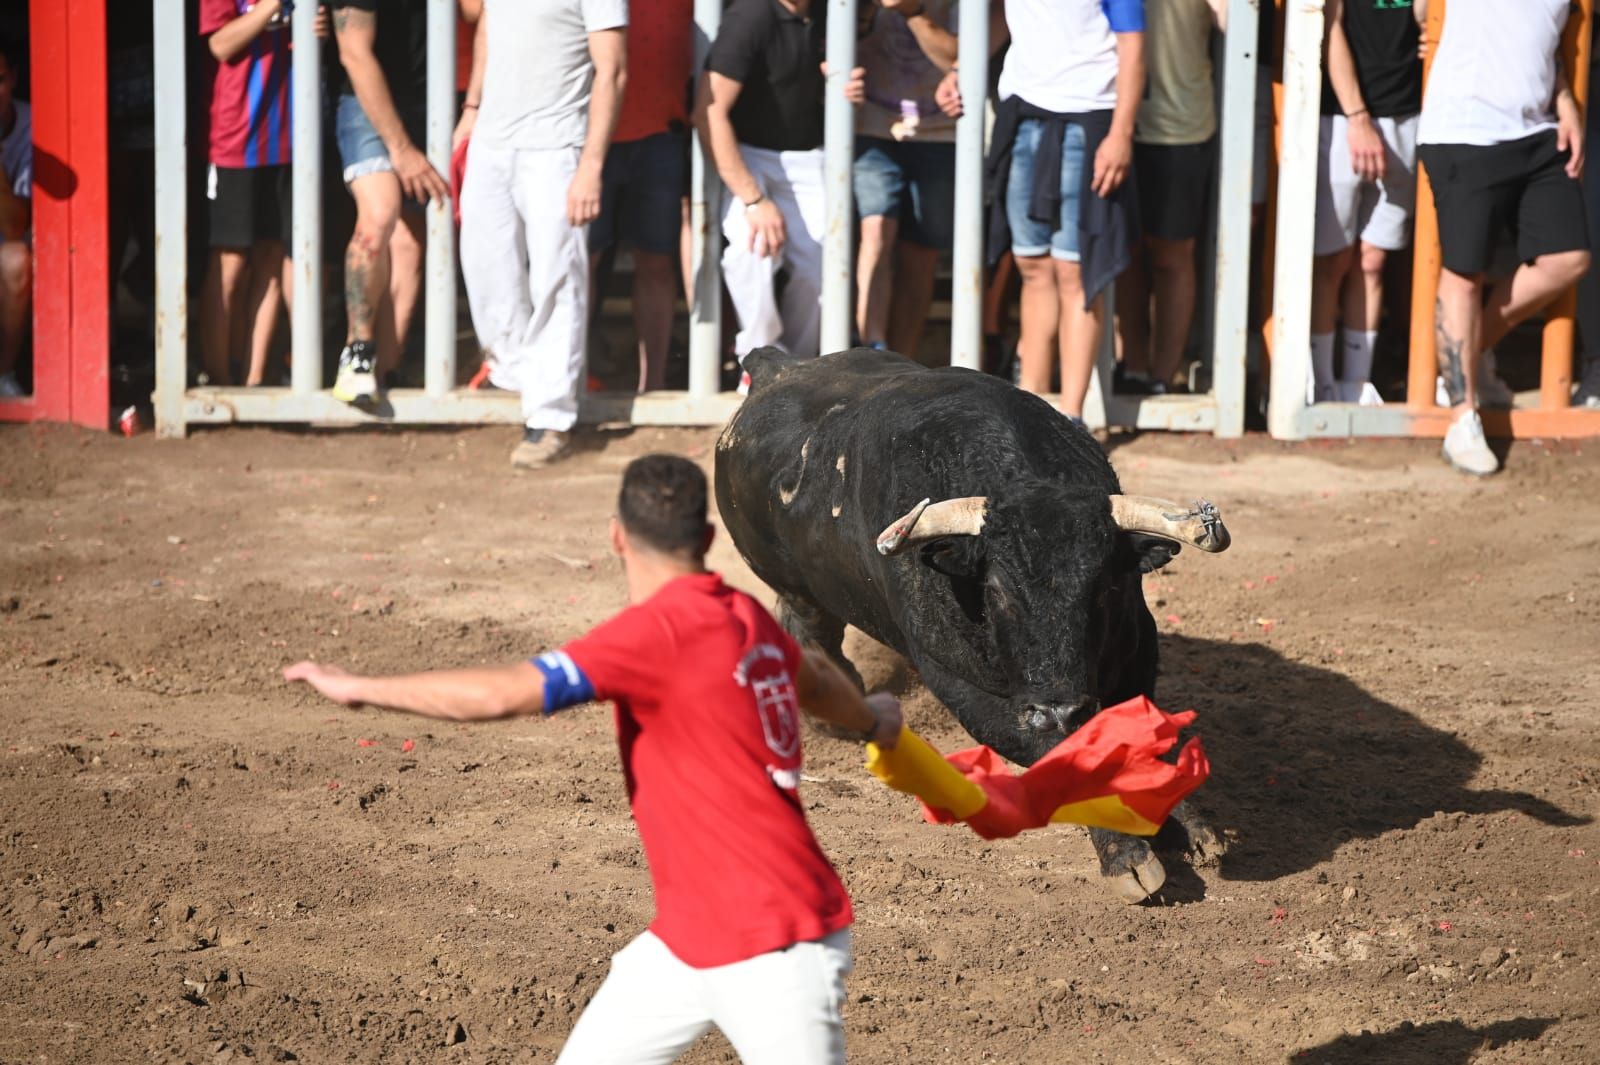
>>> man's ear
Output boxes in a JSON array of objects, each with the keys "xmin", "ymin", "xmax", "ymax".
[
  {"xmin": 609, "ymin": 516, "xmax": 626, "ymax": 557},
  {"xmin": 1125, "ymin": 533, "xmax": 1181, "ymax": 574},
  {"xmin": 918, "ymin": 536, "xmax": 986, "ymax": 580}
]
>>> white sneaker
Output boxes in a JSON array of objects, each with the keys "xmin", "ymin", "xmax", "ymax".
[
  {"xmin": 1435, "ymin": 375, "xmax": 1452, "ymax": 407},
  {"xmin": 1441, "ymin": 409, "xmax": 1499, "ymax": 476},
  {"xmin": 1355, "ymin": 381, "xmax": 1384, "ymax": 406},
  {"xmin": 0, "ymin": 371, "xmax": 22, "ymax": 398}
]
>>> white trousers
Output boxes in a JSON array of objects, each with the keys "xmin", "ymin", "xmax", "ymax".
[
  {"xmin": 556, "ymin": 929, "xmax": 853, "ymax": 1065},
  {"xmin": 722, "ymin": 145, "xmax": 826, "ymax": 360},
  {"xmin": 459, "ymin": 142, "xmax": 588, "ymax": 431}
]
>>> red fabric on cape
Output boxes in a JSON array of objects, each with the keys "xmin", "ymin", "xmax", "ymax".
[{"xmin": 923, "ymin": 696, "xmax": 1210, "ymax": 840}]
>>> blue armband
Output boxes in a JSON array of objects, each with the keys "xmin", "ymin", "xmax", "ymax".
[
  {"xmin": 1103, "ymin": 0, "xmax": 1145, "ymax": 34},
  {"xmin": 533, "ymin": 651, "xmax": 597, "ymax": 714}
]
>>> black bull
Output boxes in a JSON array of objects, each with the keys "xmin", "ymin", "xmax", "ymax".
[{"xmin": 714, "ymin": 348, "xmax": 1233, "ymax": 903}]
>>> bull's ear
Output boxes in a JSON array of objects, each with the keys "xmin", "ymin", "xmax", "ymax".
[
  {"xmin": 1126, "ymin": 533, "xmax": 1181, "ymax": 574},
  {"xmin": 918, "ymin": 537, "xmax": 986, "ymax": 579}
]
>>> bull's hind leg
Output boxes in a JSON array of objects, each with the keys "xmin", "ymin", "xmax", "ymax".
[{"xmin": 776, "ymin": 593, "xmax": 864, "ymax": 692}]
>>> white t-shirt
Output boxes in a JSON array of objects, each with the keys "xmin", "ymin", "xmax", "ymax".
[
  {"xmin": 473, "ymin": 0, "xmax": 629, "ymax": 151},
  {"xmin": 1, "ymin": 101, "xmax": 31, "ymax": 199},
  {"xmin": 998, "ymin": 0, "xmax": 1145, "ymax": 114},
  {"xmin": 1418, "ymin": 0, "xmax": 1569, "ymax": 147}
]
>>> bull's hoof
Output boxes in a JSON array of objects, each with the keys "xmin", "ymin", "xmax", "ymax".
[
  {"xmin": 1105, "ymin": 853, "xmax": 1167, "ymax": 904},
  {"xmin": 1181, "ymin": 821, "xmax": 1227, "ymax": 869}
]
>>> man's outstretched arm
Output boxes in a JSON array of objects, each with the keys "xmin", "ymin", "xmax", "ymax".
[
  {"xmin": 795, "ymin": 650, "xmax": 902, "ymax": 747},
  {"xmin": 284, "ymin": 660, "xmax": 546, "ymax": 721}
]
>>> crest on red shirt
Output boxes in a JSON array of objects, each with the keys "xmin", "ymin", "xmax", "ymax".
[{"xmin": 736, "ymin": 644, "xmax": 801, "ymax": 761}]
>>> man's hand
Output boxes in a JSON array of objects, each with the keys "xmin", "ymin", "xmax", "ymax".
[
  {"xmin": 392, "ymin": 142, "xmax": 450, "ymax": 204},
  {"xmin": 452, "ymin": 105, "xmax": 477, "ymax": 153},
  {"xmin": 864, "ymin": 692, "xmax": 903, "ymax": 749},
  {"xmin": 1558, "ymin": 92, "xmax": 1585, "ymax": 179},
  {"xmin": 746, "ymin": 198, "xmax": 786, "ymax": 257},
  {"xmin": 283, "ymin": 661, "xmax": 366, "ymax": 707},
  {"xmin": 567, "ymin": 159, "xmax": 603, "ymax": 227},
  {"xmin": 1093, "ymin": 129, "xmax": 1134, "ymax": 198},
  {"xmin": 1346, "ymin": 113, "xmax": 1386, "ymax": 182},
  {"xmin": 315, "ymin": 4, "xmax": 330, "ymax": 37},
  {"xmin": 821, "ymin": 62, "xmax": 867, "ymax": 106},
  {"xmin": 935, "ymin": 68, "xmax": 963, "ymax": 118}
]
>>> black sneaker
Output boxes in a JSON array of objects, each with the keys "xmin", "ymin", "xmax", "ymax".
[
  {"xmin": 1574, "ymin": 363, "xmax": 1600, "ymax": 409},
  {"xmin": 1113, "ymin": 364, "xmax": 1166, "ymax": 395},
  {"xmin": 332, "ymin": 341, "xmax": 378, "ymax": 405}
]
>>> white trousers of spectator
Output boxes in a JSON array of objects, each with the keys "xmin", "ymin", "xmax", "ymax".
[
  {"xmin": 555, "ymin": 928, "xmax": 852, "ymax": 1065},
  {"xmin": 459, "ymin": 142, "xmax": 588, "ymax": 432},
  {"xmin": 721, "ymin": 145, "xmax": 826, "ymax": 360}
]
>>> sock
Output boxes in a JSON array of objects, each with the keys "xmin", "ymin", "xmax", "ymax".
[
  {"xmin": 1340, "ymin": 330, "xmax": 1376, "ymax": 388},
  {"xmin": 1309, "ymin": 332, "xmax": 1336, "ymax": 403}
]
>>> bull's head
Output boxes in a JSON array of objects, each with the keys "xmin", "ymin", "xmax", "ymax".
[{"xmin": 875, "ymin": 487, "xmax": 1229, "ymax": 745}]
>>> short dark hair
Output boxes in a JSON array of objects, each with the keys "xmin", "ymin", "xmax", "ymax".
[{"xmin": 618, "ymin": 454, "xmax": 709, "ymax": 557}]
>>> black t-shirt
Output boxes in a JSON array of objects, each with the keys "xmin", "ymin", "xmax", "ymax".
[
  {"xmin": 332, "ymin": 0, "xmax": 430, "ymax": 114},
  {"xmin": 706, "ymin": 0, "xmax": 827, "ymax": 152},
  {"xmin": 1321, "ymin": 0, "xmax": 1422, "ymax": 118}
]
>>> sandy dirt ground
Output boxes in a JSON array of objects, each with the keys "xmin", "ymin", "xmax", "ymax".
[{"xmin": 2, "ymin": 421, "xmax": 1597, "ymax": 1065}]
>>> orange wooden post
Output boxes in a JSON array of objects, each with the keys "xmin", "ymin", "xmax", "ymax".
[
  {"xmin": 1541, "ymin": 0, "xmax": 1594, "ymax": 411},
  {"xmin": 1406, "ymin": 0, "xmax": 1447, "ymax": 411}
]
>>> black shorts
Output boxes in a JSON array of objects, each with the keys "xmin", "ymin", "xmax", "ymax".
[
  {"xmin": 1419, "ymin": 130, "xmax": 1589, "ymax": 275},
  {"xmin": 1134, "ymin": 138, "xmax": 1215, "ymax": 242},
  {"xmin": 207, "ymin": 164, "xmax": 293, "ymax": 249}
]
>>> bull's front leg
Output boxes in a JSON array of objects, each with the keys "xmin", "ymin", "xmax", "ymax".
[{"xmin": 913, "ymin": 656, "xmax": 1168, "ymax": 905}]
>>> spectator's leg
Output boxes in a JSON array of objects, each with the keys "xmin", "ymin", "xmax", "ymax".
[
  {"xmin": 1147, "ymin": 236, "xmax": 1198, "ymax": 386},
  {"xmin": 509, "ymin": 147, "xmax": 588, "ymax": 435},
  {"xmin": 631, "ymin": 251, "xmax": 676, "ymax": 392},
  {"xmin": 1435, "ymin": 268, "xmax": 1485, "ymax": 409},
  {"xmin": 1309, "ymin": 247, "xmax": 1354, "ymax": 402},
  {"xmin": 244, "ymin": 240, "xmax": 287, "ymax": 387},
  {"xmin": 679, "ymin": 196, "xmax": 694, "ymax": 307},
  {"xmin": 1055, "ymin": 259, "xmax": 1102, "ymax": 420},
  {"xmin": 721, "ymin": 148, "xmax": 785, "ymax": 358},
  {"xmin": 201, "ymin": 248, "xmax": 249, "ymax": 386},
  {"xmin": 0, "ymin": 240, "xmax": 32, "ymax": 383},
  {"xmin": 776, "ymin": 149, "xmax": 826, "ymax": 359},
  {"xmin": 982, "ymin": 252, "xmax": 1018, "ymax": 375},
  {"xmin": 887, "ymin": 243, "xmax": 938, "ymax": 361},
  {"xmin": 855, "ymin": 214, "xmax": 898, "ymax": 347},
  {"xmin": 344, "ymin": 172, "xmax": 403, "ymax": 351},
  {"xmin": 459, "ymin": 143, "xmax": 534, "ymax": 393},
  {"xmin": 1114, "ymin": 250, "xmax": 1153, "ymax": 378},
  {"xmin": 1480, "ymin": 250, "xmax": 1592, "ymax": 352},
  {"xmin": 383, "ymin": 210, "xmax": 427, "ymax": 378},
  {"xmin": 1337, "ymin": 241, "xmax": 1386, "ymax": 399},
  {"xmin": 1014, "ymin": 254, "xmax": 1059, "ymax": 395}
]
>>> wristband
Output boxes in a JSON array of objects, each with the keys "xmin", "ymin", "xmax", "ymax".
[
  {"xmin": 744, "ymin": 194, "xmax": 766, "ymax": 210},
  {"xmin": 1346, "ymin": 108, "xmax": 1369, "ymax": 120},
  {"xmin": 463, "ymin": 102, "xmax": 480, "ymax": 111}
]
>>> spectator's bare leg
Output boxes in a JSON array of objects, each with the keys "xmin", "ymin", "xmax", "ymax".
[
  {"xmin": 679, "ymin": 196, "xmax": 694, "ymax": 307},
  {"xmin": 1342, "ymin": 242, "xmax": 1386, "ymax": 334},
  {"xmin": 1015, "ymin": 253, "xmax": 1059, "ymax": 394},
  {"xmin": 632, "ymin": 250, "xmax": 676, "ymax": 392},
  {"xmin": 1435, "ymin": 268, "xmax": 1484, "ymax": 409},
  {"xmin": 1310, "ymin": 247, "xmax": 1354, "ymax": 338},
  {"xmin": 983, "ymin": 252, "xmax": 1016, "ymax": 339},
  {"xmin": 382, "ymin": 210, "xmax": 427, "ymax": 378},
  {"xmin": 344, "ymin": 173, "xmax": 401, "ymax": 354},
  {"xmin": 1479, "ymin": 249, "xmax": 1592, "ymax": 352},
  {"xmin": 887, "ymin": 243, "xmax": 938, "ymax": 362},
  {"xmin": 244, "ymin": 240, "xmax": 287, "ymax": 386},
  {"xmin": 855, "ymin": 214, "xmax": 897, "ymax": 346},
  {"xmin": 1055, "ymin": 259, "xmax": 1102, "ymax": 419},
  {"xmin": 1148, "ymin": 236, "xmax": 1197, "ymax": 386},
  {"xmin": 0, "ymin": 240, "xmax": 31, "ymax": 381},
  {"xmin": 201, "ymin": 248, "xmax": 249, "ymax": 385},
  {"xmin": 1115, "ymin": 251, "xmax": 1153, "ymax": 377}
]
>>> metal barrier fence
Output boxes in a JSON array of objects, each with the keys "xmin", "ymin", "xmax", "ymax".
[{"xmin": 147, "ymin": 0, "xmax": 1268, "ymax": 438}]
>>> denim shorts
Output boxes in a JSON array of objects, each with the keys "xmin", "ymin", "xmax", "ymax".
[
  {"xmin": 589, "ymin": 129, "xmax": 689, "ymax": 256},
  {"xmin": 335, "ymin": 93, "xmax": 426, "ymax": 185},
  {"xmin": 852, "ymin": 136, "xmax": 957, "ymax": 250},
  {"xmin": 1006, "ymin": 118, "xmax": 1087, "ymax": 261}
]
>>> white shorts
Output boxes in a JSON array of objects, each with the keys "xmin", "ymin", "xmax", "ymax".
[
  {"xmin": 1314, "ymin": 112, "xmax": 1419, "ymax": 256},
  {"xmin": 556, "ymin": 928, "xmax": 853, "ymax": 1065}
]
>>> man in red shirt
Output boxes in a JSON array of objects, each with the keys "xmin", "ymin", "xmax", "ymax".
[
  {"xmin": 285, "ymin": 454, "xmax": 900, "ymax": 1063},
  {"xmin": 198, "ymin": 0, "xmax": 319, "ymax": 387}
]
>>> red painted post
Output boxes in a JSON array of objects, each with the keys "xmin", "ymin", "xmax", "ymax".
[{"xmin": 65, "ymin": 0, "xmax": 110, "ymax": 429}]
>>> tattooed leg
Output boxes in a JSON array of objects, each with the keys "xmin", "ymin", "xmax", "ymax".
[
  {"xmin": 1435, "ymin": 268, "xmax": 1483, "ymax": 409},
  {"xmin": 344, "ymin": 173, "xmax": 402, "ymax": 344}
]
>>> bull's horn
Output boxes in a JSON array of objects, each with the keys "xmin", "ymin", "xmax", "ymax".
[
  {"xmin": 875, "ymin": 497, "xmax": 988, "ymax": 556},
  {"xmin": 1109, "ymin": 496, "xmax": 1231, "ymax": 553}
]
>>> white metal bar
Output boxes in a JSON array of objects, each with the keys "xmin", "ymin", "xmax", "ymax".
[
  {"xmin": 949, "ymin": 0, "xmax": 989, "ymax": 371},
  {"xmin": 1210, "ymin": 0, "xmax": 1260, "ymax": 438},
  {"xmin": 152, "ymin": 0, "xmax": 188, "ymax": 438},
  {"xmin": 820, "ymin": 0, "xmax": 856, "ymax": 354},
  {"xmin": 1267, "ymin": 0, "xmax": 1324, "ymax": 440},
  {"xmin": 290, "ymin": 0, "xmax": 324, "ymax": 397},
  {"xmin": 424, "ymin": 0, "xmax": 457, "ymax": 396},
  {"xmin": 689, "ymin": 0, "xmax": 724, "ymax": 396},
  {"xmin": 182, "ymin": 387, "xmax": 742, "ymax": 427}
]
